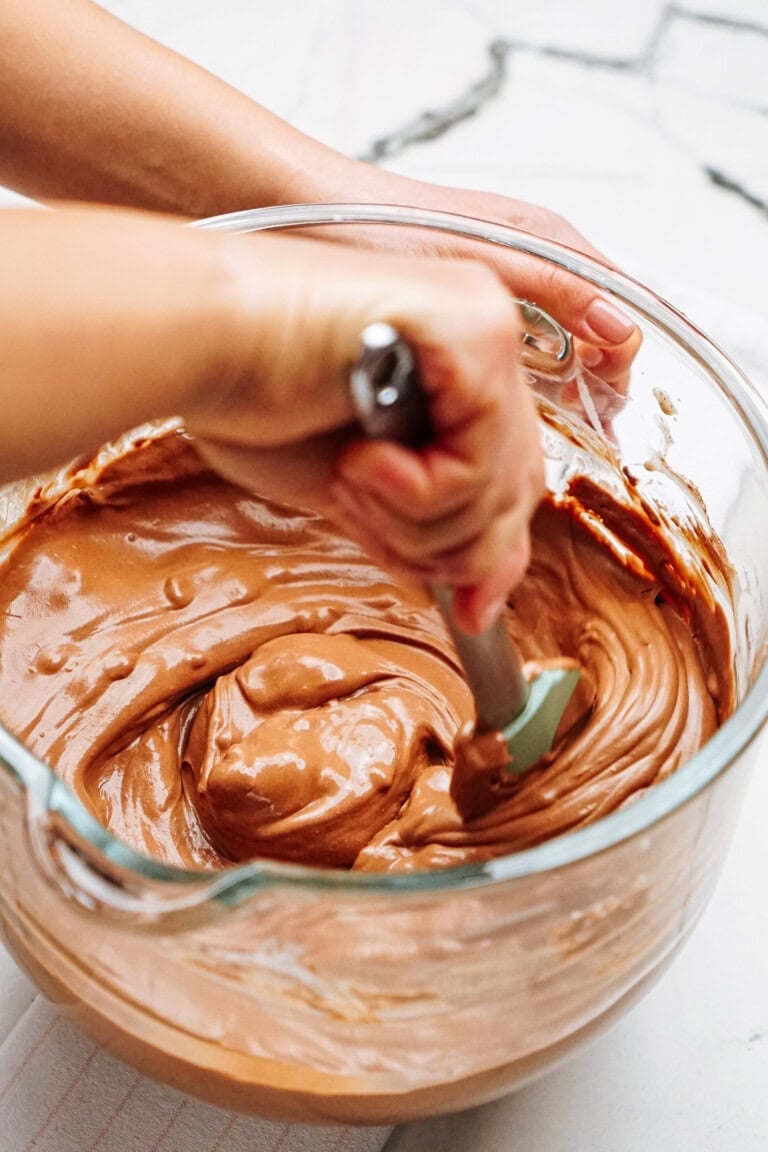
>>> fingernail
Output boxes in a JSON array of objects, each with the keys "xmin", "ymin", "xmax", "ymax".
[{"xmin": 585, "ymin": 299, "xmax": 635, "ymax": 344}]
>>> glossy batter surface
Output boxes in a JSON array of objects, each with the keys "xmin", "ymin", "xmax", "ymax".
[{"xmin": 0, "ymin": 432, "xmax": 730, "ymax": 871}]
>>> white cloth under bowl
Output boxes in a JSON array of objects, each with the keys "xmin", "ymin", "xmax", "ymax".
[{"xmin": 0, "ymin": 945, "xmax": 391, "ymax": 1152}]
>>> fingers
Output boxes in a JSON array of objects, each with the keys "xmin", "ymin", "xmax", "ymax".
[
  {"xmin": 341, "ymin": 176, "xmax": 643, "ymax": 388},
  {"xmin": 336, "ymin": 441, "xmax": 484, "ymax": 523},
  {"xmin": 471, "ymin": 245, "xmax": 635, "ymax": 354},
  {"xmin": 188, "ymin": 232, "xmax": 547, "ymax": 625},
  {"xmin": 574, "ymin": 326, "xmax": 643, "ymax": 397},
  {"xmin": 454, "ymin": 537, "xmax": 531, "ymax": 634},
  {"xmin": 440, "ymin": 236, "xmax": 641, "ymax": 408},
  {"xmin": 193, "ymin": 430, "xmax": 351, "ymax": 519},
  {"xmin": 440, "ymin": 190, "xmax": 641, "ymax": 361},
  {"xmin": 333, "ymin": 480, "xmax": 534, "ymax": 588},
  {"xmin": 331, "ymin": 280, "xmax": 545, "ymax": 624}
]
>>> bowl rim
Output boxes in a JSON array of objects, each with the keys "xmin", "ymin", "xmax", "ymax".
[{"xmin": 2, "ymin": 202, "xmax": 767, "ymax": 905}]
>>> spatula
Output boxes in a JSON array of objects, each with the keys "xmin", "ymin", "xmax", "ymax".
[{"xmin": 349, "ymin": 319, "xmax": 579, "ymax": 776}]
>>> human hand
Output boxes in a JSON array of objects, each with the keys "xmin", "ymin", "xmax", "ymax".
[
  {"xmin": 311, "ymin": 163, "xmax": 642, "ymax": 394},
  {"xmin": 184, "ymin": 231, "xmax": 543, "ymax": 633},
  {"xmin": 0, "ymin": 0, "xmax": 638, "ymax": 402},
  {"xmin": 0, "ymin": 206, "xmax": 539, "ymax": 634}
]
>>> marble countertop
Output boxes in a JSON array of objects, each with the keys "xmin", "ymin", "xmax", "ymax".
[
  {"xmin": 92, "ymin": 0, "xmax": 768, "ymax": 388},
  {"xmin": 2, "ymin": 2, "xmax": 768, "ymax": 1149}
]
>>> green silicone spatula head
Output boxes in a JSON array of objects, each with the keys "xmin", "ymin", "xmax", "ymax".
[{"xmin": 350, "ymin": 319, "xmax": 580, "ymax": 775}]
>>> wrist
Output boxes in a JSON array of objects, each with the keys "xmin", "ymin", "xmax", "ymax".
[
  {"xmin": 262, "ymin": 138, "xmax": 416, "ymax": 209},
  {"xmin": 297, "ymin": 155, "xmax": 413, "ymax": 205}
]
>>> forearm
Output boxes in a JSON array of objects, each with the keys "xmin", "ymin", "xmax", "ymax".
[
  {"xmin": 0, "ymin": 207, "xmax": 238, "ymax": 480},
  {"xmin": 0, "ymin": 204, "xmax": 543, "ymax": 621},
  {"xmin": 0, "ymin": 0, "xmax": 349, "ymax": 214}
]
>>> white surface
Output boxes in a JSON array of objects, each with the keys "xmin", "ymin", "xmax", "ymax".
[
  {"xmin": 385, "ymin": 752, "xmax": 768, "ymax": 1152},
  {"xmin": 0, "ymin": 973, "xmax": 389, "ymax": 1152},
  {"xmin": 1, "ymin": 2, "xmax": 767, "ymax": 1149}
]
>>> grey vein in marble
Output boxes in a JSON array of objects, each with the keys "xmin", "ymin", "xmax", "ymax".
[
  {"xmin": 705, "ymin": 167, "xmax": 768, "ymax": 221},
  {"xmin": 358, "ymin": 39, "xmax": 508, "ymax": 163},
  {"xmin": 670, "ymin": 5, "xmax": 768, "ymax": 39},
  {"xmin": 357, "ymin": 4, "xmax": 768, "ymax": 230},
  {"xmin": 356, "ymin": 10, "xmax": 673, "ymax": 164}
]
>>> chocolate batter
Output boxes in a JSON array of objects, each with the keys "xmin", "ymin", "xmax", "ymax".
[{"xmin": 0, "ymin": 429, "xmax": 731, "ymax": 872}]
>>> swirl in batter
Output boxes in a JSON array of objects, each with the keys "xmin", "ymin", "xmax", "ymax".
[{"xmin": 0, "ymin": 431, "xmax": 731, "ymax": 872}]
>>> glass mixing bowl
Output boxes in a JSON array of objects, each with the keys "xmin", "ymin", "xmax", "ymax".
[{"xmin": 0, "ymin": 206, "xmax": 766, "ymax": 1125}]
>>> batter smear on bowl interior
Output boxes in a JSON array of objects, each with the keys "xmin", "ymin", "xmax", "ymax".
[{"xmin": 0, "ymin": 429, "xmax": 732, "ymax": 872}]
